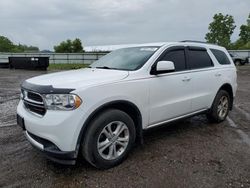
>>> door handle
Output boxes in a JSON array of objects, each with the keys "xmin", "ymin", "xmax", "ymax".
[
  {"xmin": 215, "ymin": 73, "xmax": 222, "ymax": 77},
  {"xmin": 182, "ymin": 77, "xmax": 191, "ymax": 82}
]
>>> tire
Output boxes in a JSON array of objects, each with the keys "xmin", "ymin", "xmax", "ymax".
[
  {"xmin": 207, "ymin": 90, "xmax": 231, "ymax": 123},
  {"xmin": 234, "ymin": 60, "xmax": 241, "ymax": 66},
  {"xmin": 81, "ymin": 109, "xmax": 136, "ymax": 169},
  {"xmin": 240, "ymin": 61, "xmax": 245, "ymax": 66}
]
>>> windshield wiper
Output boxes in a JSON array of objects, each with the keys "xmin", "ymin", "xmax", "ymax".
[
  {"xmin": 95, "ymin": 66, "xmax": 113, "ymax": 69},
  {"xmin": 93, "ymin": 66, "xmax": 125, "ymax": 70}
]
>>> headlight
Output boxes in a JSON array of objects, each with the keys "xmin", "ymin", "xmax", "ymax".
[
  {"xmin": 43, "ymin": 94, "xmax": 82, "ymax": 110},
  {"xmin": 20, "ymin": 90, "xmax": 24, "ymax": 100},
  {"xmin": 20, "ymin": 89, "xmax": 27, "ymax": 100}
]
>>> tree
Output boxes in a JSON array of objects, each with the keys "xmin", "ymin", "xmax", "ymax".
[
  {"xmin": 54, "ymin": 40, "xmax": 72, "ymax": 53},
  {"xmin": 0, "ymin": 36, "xmax": 15, "ymax": 52},
  {"xmin": 239, "ymin": 13, "xmax": 250, "ymax": 44},
  {"xmin": 72, "ymin": 38, "xmax": 83, "ymax": 52},
  {"xmin": 0, "ymin": 35, "xmax": 39, "ymax": 52},
  {"xmin": 205, "ymin": 13, "xmax": 236, "ymax": 48},
  {"xmin": 54, "ymin": 38, "xmax": 84, "ymax": 53},
  {"xmin": 12, "ymin": 44, "xmax": 39, "ymax": 52}
]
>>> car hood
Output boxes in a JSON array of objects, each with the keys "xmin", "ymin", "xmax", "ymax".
[{"xmin": 26, "ymin": 68, "xmax": 129, "ymax": 89}]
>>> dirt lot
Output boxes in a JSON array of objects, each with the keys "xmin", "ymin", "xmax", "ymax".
[{"xmin": 0, "ymin": 67, "xmax": 250, "ymax": 188}]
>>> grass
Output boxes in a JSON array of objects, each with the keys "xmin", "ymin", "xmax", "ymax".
[{"xmin": 48, "ymin": 63, "xmax": 89, "ymax": 70}]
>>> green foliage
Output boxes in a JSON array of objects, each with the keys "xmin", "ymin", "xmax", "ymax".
[
  {"xmin": 54, "ymin": 38, "xmax": 84, "ymax": 53},
  {"xmin": 239, "ymin": 25, "xmax": 250, "ymax": 44},
  {"xmin": 0, "ymin": 35, "xmax": 39, "ymax": 52},
  {"xmin": 229, "ymin": 39, "xmax": 244, "ymax": 50},
  {"xmin": 229, "ymin": 13, "xmax": 250, "ymax": 50},
  {"xmin": 14, "ymin": 44, "xmax": 39, "ymax": 52},
  {"xmin": 229, "ymin": 40, "xmax": 250, "ymax": 50},
  {"xmin": 54, "ymin": 40, "xmax": 72, "ymax": 53},
  {"xmin": 72, "ymin": 38, "xmax": 83, "ymax": 52},
  {"xmin": 205, "ymin": 13, "xmax": 236, "ymax": 48},
  {"xmin": 0, "ymin": 36, "xmax": 15, "ymax": 52},
  {"xmin": 239, "ymin": 14, "xmax": 250, "ymax": 45}
]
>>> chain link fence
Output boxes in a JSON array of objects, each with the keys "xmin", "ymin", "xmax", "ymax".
[
  {"xmin": 0, "ymin": 50, "xmax": 249, "ymax": 65},
  {"xmin": 0, "ymin": 52, "xmax": 108, "ymax": 65}
]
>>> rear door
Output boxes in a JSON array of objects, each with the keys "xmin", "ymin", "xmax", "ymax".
[{"xmin": 186, "ymin": 46, "xmax": 218, "ymax": 111}]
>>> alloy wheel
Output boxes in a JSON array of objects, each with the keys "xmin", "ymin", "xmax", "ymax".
[
  {"xmin": 217, "ymin": 96, "xmax": 229, "ymax": 119},
  {"xmin": 97, "ymin": 121, "xmax": 129, "ymax": 160}
]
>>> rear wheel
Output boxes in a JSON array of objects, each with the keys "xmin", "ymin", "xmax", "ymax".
[
  {"xmin": 240, "ymin": 61, "xmax": 245, "ymax": 65},
  {"xmin": 81, "ymin": 109, "xmax": 136, "ymax": 169},
  {"xmin": 207, "ymin": 90, "xmax": 230, "ymax": 123},
  {"xmin": 235, "ymin": 60, "xmax": 241, "ymax": 66}
]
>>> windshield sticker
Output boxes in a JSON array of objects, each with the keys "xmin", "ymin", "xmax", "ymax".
[{"xmin": 140, "ymin": 48, "xmax": 158, "ymax": 52}]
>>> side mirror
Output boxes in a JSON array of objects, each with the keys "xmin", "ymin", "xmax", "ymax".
[{"xmin": 151, "ymin": 61, "xmax": 175, "ymax": 75}]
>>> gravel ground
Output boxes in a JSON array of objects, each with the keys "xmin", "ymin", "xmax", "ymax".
[{"xmin": 0, "ymin": 67, "xmax": 250, "ymax": 188}]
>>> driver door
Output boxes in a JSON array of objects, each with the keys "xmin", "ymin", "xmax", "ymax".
[{"xmin": 148, "ymin": 46, "xmax": 193, "ymax": 126}]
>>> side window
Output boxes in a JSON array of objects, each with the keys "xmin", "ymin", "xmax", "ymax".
[
  {"xmin": 161, "ymin": 49, "xmax": 186, "ymax": 71},
  {"xmin": 187, "ymin": 48, "xmax": 213, "ymax": 69},
  {"xmin": 210, "ymin": 49, "xmax": 231, "ymax": 65}
]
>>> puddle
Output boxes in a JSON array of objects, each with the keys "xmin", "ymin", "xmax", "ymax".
[
  {"xmin": 236, "ymin": 130, "xmax": 250, "ymax": 147},
  {"xmin": 234, "ymin": 105, "xmax": 250, "ymax": 121},
  {"xmin": 0, "ymin": 91, "xmax": 20, "ymax": 103},
  {"xmin": 227, "ymin": 116, "xmax": 250, "ymax": 147},
  {"xmin": 226, "ymin": 117, "xmax": 237, "ymax": 128},
  {"xmin": 0, "ymin": 99, "xmax": 19, "ymax": 127}
]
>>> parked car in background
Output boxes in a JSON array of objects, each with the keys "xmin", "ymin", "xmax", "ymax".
[
  {"xmin": 17, "ymin": 41, "xmax": 237, "ymax": 169},
  {"xmin": 229, "ymin": 53, "xmax": 249, "ymax": 66}
]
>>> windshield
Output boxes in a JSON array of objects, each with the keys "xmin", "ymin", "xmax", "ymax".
[{"xmin": 90, "ymin": 46, "xmax": 159, "ymax": 71}]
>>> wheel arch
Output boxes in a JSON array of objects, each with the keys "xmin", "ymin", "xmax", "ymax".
[
  {"xmin": 75, "ymin": 100, "xmax": 143, "ymax": 155},
  {"xmin": 234, "ymin": 58, "xmax": 241, "ymax": 62},
  {"xmin": 218, "ymin": 83, "xmax": 234, "ymax": 110}
]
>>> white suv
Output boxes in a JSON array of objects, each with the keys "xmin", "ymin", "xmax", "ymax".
[{"xmin": 17, "ymin": 41, "xmax": 237, "ymax": 169}]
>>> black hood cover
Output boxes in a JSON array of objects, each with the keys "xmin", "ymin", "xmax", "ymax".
[{"xmin": 21, "ymin": 80, "xmax": 75, "ymax": 94}]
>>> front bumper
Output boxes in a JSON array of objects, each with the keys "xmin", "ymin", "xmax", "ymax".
[
  {"xmin": 17, "ymin": 99, "xmax": 88, "ymax": 164},
  {"xmin": 25, "ymin": 131, "xmax": 77, "ymax": 165}
]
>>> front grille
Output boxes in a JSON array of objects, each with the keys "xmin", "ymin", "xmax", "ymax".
[
  {"xmin": 22, "ymin": 90, "xmax": 46, "ymax": 116},
  {"xmin": 27, "ymin": 92, "xmax": 43, "ymax": 102}
]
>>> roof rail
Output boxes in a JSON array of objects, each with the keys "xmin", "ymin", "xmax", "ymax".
[
  {"xmin": 180, "ymin": 40, "xmax": 207, "ymax": 43},
  {"xmin": 180, "ymin": 40, "xmax": 217, "ymax": 45}
]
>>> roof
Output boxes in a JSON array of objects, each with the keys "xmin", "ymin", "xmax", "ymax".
[
  {"xmin": 85, "ymin": 42, "xmax": 172, "ymax": 52},
  {"xmin": 85, "ymin": 41, "xmax": 221, "ymax": 52}
]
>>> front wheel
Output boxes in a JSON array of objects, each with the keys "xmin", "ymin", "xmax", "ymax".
[
  {"xmin": 207, "ymin": 90, "xmax": 230, "ymax": 123},
  {"xmin": 81, "ymin": 109, "xmax": 136, "ymax": 169}
]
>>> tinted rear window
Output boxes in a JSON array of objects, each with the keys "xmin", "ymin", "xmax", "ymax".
[
  {"xmin": 211, "ymin": 49, "xmax": 231, "ymax": 65},
  {"xmin": 188, "ymin": 49, "xmax": 213, "ymax": 69}
]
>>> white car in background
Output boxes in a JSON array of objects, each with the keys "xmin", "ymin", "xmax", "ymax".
[
  {"xmin": 229, "ymin": 52, "xmax": 249, "ymax": 65},
  {"xmin": 17, "ymin": 41, "xmax": 237, "ymax": 169}
]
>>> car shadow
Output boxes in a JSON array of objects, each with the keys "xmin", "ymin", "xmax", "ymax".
[{"xmin": 44, "ymin": 114, "xmax": 221, "ymax": 173}]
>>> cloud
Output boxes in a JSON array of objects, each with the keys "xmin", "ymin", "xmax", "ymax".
[{"xmin": 0, "ymin": 0, "xmax": 249, "ymax": 50}]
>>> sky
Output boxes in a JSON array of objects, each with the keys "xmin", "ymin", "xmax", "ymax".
[{"xmin": 0, "ymin": 0, "xmax": 249, "ymax": 50}]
